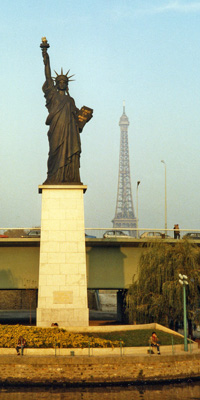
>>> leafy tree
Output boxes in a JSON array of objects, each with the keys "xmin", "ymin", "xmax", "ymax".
[
  {"xmin": 4, "ymin": 227, "xmax": 40, "ymax": 238},
  {"xmin": 125, "ymin": 241, "xmax": 200, "ymax": 334},
  {"xmin": 4, "ymin": 229, "xmax": 26, "ymax": 238}
]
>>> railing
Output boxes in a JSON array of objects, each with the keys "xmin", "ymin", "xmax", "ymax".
[
  {"xmin": 85, "ymin": 228, "xmax": 200, "ymax": 239},
  {"xmin": 1, "ymin": 227, "xmax": 200, "ymax": 240},
  {"xmin": 8, "ymin": 338, "xmax": 195, "ymax": 357}
]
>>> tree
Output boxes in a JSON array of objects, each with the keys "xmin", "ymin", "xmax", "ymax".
[
  {"xmin": 125, "ymin": 241, "xmax": 200, "ymax": 334},
  {"xmin": 4, "ymin": 229, "xmax": 26, "ymax": 238},
  {"xmin": 4, "ymin": 227, "xmax": 40, "ymax": 238}
]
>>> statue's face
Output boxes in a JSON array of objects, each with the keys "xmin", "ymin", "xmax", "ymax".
[{"xmin": 56, "ymin": 79, "xmax": 68, "ymax": 91}]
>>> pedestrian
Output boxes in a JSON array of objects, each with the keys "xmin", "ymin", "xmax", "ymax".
[
  {"xmin": 149, "ymin": 332, "xmax": 161, "ymax": 354},
  {"xmin": 174, "ymin": 224, "xmax": 177, "ymax": 239},
  {"xmin": 174, "ymin": 224, "xmax": 180, "ymax": 239},
  {"xmin": 16, "ymin": 336, "xmax": 26, "ymax": 355}
]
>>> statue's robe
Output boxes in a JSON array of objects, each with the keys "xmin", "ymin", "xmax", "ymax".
[{"xmin": 43, "ymin": 79, "xmax": 81, "ymax": 184}]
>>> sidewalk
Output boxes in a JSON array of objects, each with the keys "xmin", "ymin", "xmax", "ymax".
[{"xmin": 0, "ymin": 343, "xmax": 199, "ymax": 357}]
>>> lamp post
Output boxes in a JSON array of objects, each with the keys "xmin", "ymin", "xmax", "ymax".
[
  {"xmin": 161, "ymin": 160, "xmax": 167, "ymax": 233},
  {"xmin": 179, "ymin": 273, "xmax": 188, "ymax": 352},
  {"xmin": 136, "ymin": 181, "xmax": 140, "ymax": 238}
]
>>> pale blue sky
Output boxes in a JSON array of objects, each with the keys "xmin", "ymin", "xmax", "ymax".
[{"xmin": 0, "ymin": 0, "xmax": 200, "ymax": 232}]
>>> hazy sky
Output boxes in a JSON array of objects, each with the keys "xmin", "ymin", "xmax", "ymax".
[{"xmin": 0, "ymin": 0, "xmax": 200, "ymax": 232}]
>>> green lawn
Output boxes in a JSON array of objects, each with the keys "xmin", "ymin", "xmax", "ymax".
[{"xmin": 84, "ymin": 329, "xmax": 185, "ymax": 347}]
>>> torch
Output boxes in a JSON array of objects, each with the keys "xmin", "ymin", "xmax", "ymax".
[{"xmin": 40, "ymin": 37, "xmax": 50, "ymax": 52}]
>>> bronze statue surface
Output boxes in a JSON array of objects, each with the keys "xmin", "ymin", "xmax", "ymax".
[{"xmin": 40, "ymin": 37, "xmax": 93, "ymax": 185}]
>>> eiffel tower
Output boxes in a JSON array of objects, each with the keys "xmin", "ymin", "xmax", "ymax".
[{"xmin": 112, "ymin": 103, "xmax": 137, "ymax": 237}]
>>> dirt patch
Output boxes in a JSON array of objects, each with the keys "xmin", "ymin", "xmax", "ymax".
[{"xmin": 89, "ymin": 320, "xmax": 119, "ymax": 326}]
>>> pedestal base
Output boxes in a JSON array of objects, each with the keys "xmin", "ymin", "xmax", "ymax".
[
  {"xmin": 37, "ymin": 308, "xmax": 89, "ymax": 327},
  {"xmin": 37, "ymin": 185, "xmax": 89, "ymax": 327}
]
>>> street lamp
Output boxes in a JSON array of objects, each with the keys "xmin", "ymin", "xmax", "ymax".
[
  {"xmin": 161, "ymin": 160, "xmax": 167, "ymax": 232},
  {"xmin": 179, "ymin": 273, "xmax": 189, "ymax": 352},
  {"xmin": 136, "ymin": 181, "xmax": 140, "ymax": 238}
]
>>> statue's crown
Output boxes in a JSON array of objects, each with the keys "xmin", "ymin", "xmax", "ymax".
[{"xmin": 53, "ymin": 68, "xmax": 75, "ymax": 84}]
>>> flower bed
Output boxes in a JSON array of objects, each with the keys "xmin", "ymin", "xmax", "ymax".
[{"xmin": 0, "ymin": 325, "xmax": 121, "ymax": 349}]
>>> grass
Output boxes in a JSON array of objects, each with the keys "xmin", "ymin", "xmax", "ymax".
[{"xmin": 84, "ymin": 329, "xmax": 185, "ymax": 347}]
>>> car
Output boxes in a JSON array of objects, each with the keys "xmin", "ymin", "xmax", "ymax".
[
  {"xmin": 103, "ymin": 230, "xmax": 130, "ymax": 238},
  {"xmin": 21, "ymin": 230, "xmax": 41, "ymax": 238},
  {"xmin": 140, "ymin": 232, "xmax": 171, "ymax": 239},
  {"xmin": 85, "ymin": 233, "xmax": 96, "ymax": 238},
  {"xmin": 28, "ymin": 230, "xmax": 40, "ymax": 238},
  {"xmin": 0, "ymin": 235, "xmax": 8, "ymax": 238},
  {"xmin": 183, "ymin": 232, "xmax": 200, "ymax": 240}
]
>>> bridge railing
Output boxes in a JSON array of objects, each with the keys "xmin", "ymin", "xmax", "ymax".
[
  {"xmin": 85, "ymin": 228, "xmax": 200, "ymax": 239},
  {"xmin": 0, "ymin": 227, "xmax": 200, "ymax": 239}
]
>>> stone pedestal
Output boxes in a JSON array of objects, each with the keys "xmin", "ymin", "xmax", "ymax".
[{"xmin": 36, "ymin": 185, "xmax": 89, "ymax": 327}]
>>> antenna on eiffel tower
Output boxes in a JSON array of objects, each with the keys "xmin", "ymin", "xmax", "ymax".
[
  {"xmin": 112, "ymin": 102, "xmax": 137, "ymax": 237},
  {"xmin": 123, "ymin": 99, "xmax": 125, "ymax": 113}
]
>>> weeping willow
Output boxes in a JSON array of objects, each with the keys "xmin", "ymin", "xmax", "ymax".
[{"xmin": 126, "ymin": 241, "xmax": 200, "ymax": 329}]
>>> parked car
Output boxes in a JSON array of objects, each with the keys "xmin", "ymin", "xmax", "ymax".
[
  {"xmin": 183, "ymin": 232, "xmax": 200, "ymax": 240},
  {"xmin": 0, "ymin": 235, "xmax": 8, "ymax": 238},
  {"xmin": 140, "ymin": 232, "xmax": 171, "ymax": 239},
  {"xmin": 103, "ymin": 230, "xmax": 130, "ymax": 238}
]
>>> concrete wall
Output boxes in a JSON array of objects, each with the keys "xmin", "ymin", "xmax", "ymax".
[
  {"xmin": 0, "ymin": 289, "xmax": 37, "ymax": 310},
  {"xmin": 0, "ymin": 239, "xmax": 144, "ymax": 290},
  {"xmin": 0, "ymin": 244, "xmax": 39, "ymax": 289},
  {"xmin": 86, "ymin": 244, "xmax": 142, "ymax": 289},
  {"xmin": 0, "ymin": 354, "xmax": 199, "ymax": 385}
]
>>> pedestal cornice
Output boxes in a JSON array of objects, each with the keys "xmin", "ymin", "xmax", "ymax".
[{"xmin": 38, "ymin": 185, "xmax": 87, "ymax": 194}]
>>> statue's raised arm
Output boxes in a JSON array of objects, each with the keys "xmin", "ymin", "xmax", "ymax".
[{"xmin": 40, "ymin": 37, "xmax": 51, "ymax": 81}]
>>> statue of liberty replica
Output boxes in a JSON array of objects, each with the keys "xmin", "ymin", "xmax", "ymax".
[{"xmin": 40, "ymin": 37, "xmax": 93, "ymax": 184}]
